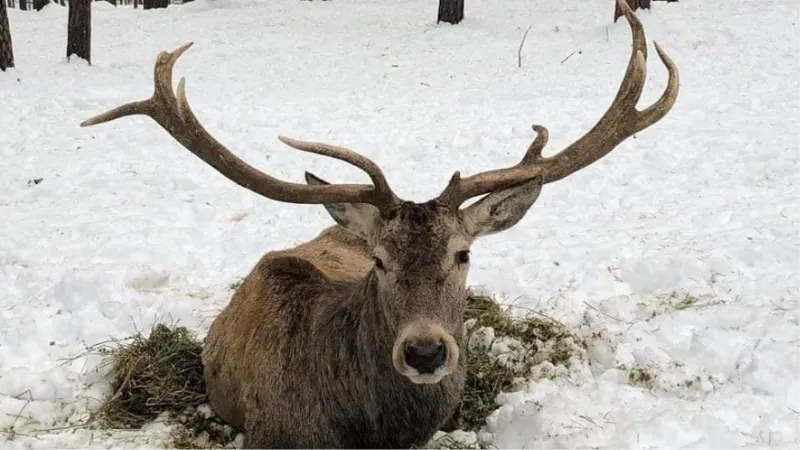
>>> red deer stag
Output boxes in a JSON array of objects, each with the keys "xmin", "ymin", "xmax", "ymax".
[{"xmin": 80, "ymin": 1, "xmax": 678, "ymax": 447}]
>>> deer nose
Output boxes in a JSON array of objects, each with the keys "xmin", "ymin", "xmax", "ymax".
[{"xmin": 404, "ymin": 341, "xmax": 446, "ymax": 374}]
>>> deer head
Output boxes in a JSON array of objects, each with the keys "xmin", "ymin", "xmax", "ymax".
[{"xmin": 80, "ymin": 0, "xmax": 678, "ymax": 385}]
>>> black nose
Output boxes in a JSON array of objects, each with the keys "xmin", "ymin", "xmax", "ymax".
[{"xmin": 404, "ymin": 341, "xmax": 446, "ymax": 374}]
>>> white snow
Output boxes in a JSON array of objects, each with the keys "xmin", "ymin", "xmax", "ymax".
[{"xmin": 1, "ymin": 0, "xmax": 799, "ymax": 447}]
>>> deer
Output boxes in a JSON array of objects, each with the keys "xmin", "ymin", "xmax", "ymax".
[{"xmin": 79, "ymin": 1, "xmax": 677, "ymax": 447}]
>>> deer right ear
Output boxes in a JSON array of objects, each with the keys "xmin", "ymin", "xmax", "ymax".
[
  {"xmin": 304, "ymin": 172, "xmax": 380, "ymax": 238},
  {"xmin": 459, "ymin": 176, "xmax": 544, "ymax": 238}
]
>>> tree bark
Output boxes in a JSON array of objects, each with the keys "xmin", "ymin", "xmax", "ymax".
[
  {"xmin": 67, "ymin": 0, "xmax": 91, "ymax": 64},
  {"xmin": 142, "ymin": 0, "xmax": 168, "ymax": 9},
  {"xmin": 0, "ymin": 0, "xmax": 13, "ymax": 71},
  {"xmin": 614, "ymin": 0, "xmax": 651, "ymax": 22},
  {"xmin": 437, "ymin": 0, "xmax": 463, "ymax": 24}
]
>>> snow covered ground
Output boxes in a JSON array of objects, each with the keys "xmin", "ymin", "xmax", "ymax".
[{"xmin": 1, "ymin": 0, "xmax": 798, "ymax": 447}]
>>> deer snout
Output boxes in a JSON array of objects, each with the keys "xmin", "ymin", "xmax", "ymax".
[
  {"xmin": 404, "ymin": 341, "xmax": 446, "ymax": 374},
  {"xmin": 392, "ymin": 320, "xmax": 459, "ymax": 384}
]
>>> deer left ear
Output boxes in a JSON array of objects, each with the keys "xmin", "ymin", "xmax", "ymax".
[
  {"xmin": 304, "ymin": 172, "xmax": 380, "ymax": 238},
  {"xmin": 460, "ymin": 176, "xmax": 544, "ymax": 238}
]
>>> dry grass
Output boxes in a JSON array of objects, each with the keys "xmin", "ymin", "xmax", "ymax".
[
  {"xmin": 441, "ymin": 290, "xmax": 583, "ymax": 432},
  {"xmin": 90, "ymin": 323, "xmax": 236, "ymax": 448},
  {"xmin": 93, "ymin": 324, "xmax": 205, "ymax": 427},
  {"xmin": 91, "ymin": 290, "xmax": 582, "ymax": 447}
]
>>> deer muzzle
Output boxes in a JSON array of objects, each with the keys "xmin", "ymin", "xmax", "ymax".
[{"xmin": 392, "ymin": 319, "xmax": 460, "ymax": 384}]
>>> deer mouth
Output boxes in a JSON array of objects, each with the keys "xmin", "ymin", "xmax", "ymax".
[{"xmin": 400, "ymin": 365, "xmax": 451, "ymax": 385}]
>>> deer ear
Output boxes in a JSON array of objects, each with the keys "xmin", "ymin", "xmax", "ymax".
[
  {"xmin": 460, "ymin": 176, "xmax": 544, "ymax": 238},
  {"xmin": 304, "ymin": 172, "xmax": 380, "ymax": 238}
]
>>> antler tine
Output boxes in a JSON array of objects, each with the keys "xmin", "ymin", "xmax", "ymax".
[
  {"xmin": 437, "ymin": 124, "xmax": 550, "ymax": 204},
  {"xmin": 81, "ymin": 43, "xmax": 400, "ymax": 211},
  {"xmin": 277, "ymin": 136, "xmax": 398, "ymax": 209},
  {"xmin": 437, "ymin": 0, "xmax": 679, "ymax": 209},
  {"xmin": 80, "ymin": 42, "xmax": 194, "ymax": 127},
  {"xmin": 519, "ymin": 124, "xmax": 550, "ymax": 165}
]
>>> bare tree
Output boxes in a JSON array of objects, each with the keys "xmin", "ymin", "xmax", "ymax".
[
  {"xmin": 614, "ymin": 0, "xmax": 678, "ymax": 23},
  {"xmin": 142, "ymin": 0, "xmax": 168, "ymax": 9},
  {"xmin": 67, "ymin": 0, "xmax": 91, "ymax": 64},
  {"xmin": 614, "ymin": 0, "xmax": 649, "ymax": 22},
  {"xmin": 0, "ymin": 0, "xmax": 13, "ymax": 71},
  {"xmin": 438, "ymin": 0, "xmax": 463, "ymax": 24}
]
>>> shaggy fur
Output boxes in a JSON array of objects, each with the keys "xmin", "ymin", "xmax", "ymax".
[{"xmin": 203, "ymin": 209, "xmax": 470, "ymax": 448}]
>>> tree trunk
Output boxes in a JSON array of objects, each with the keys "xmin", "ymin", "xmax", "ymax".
[
  {"xmin": 614, "ymin": 0, "xmax": 651, "ymax": 22},
  {"xmin": 19, "ymin": 0, "xmax": 27, "ymax": 11},
  {"xmin": 142, "ymin": 0, "xmax": 167, "ymax": 9},
  {"xmin": 437, "ymin": 0, "xmax": 463, "ymax": 24},
  {"xmin": 134, "ymin": 0, "xmax": 138, "ymax": 8},
  {"xmin": 33, "ymin": 0, "xmax": 49, "ymax": 11},
  {"xmin": 66, "ymin": 0, "xmax": 91, "ymax": 64},
  {"xmin": 0, "ymin": 0, "xmax": 13, "ymax": 71}
]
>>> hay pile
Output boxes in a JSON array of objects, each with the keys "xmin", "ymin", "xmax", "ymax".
[
  {"xmin": 91, "ymin": 324, "xmax": 236, "ymax": 448},
  {"xmin": 442, "ymin": 291, "xmax": 583, "ymax": 432},
  {"xmin": 92, "ymin": 292, "xmax": 582, "ymax": 448}
]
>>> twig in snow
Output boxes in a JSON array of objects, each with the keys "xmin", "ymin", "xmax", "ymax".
[
  {"xmin": 560, "ymin": 50, "xmax": 577, "ymax": 64},
  {"xmin": 607, "ymin": 265, "xmax": 623, "ymax": 282},
  {"xmin": 583, "ymin": 301, "xmax": 628, "ymax": 323},
  {"xmin": 518, "ymin": 25, "xmax": 533, "ymax": 68},
  {"xmin": 1, "ymin": 391, "xmax": 33, "ymax": 439}
]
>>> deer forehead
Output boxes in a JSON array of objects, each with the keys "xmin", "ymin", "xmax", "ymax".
[
  {"xmin": 396, "ymin": 201, "xmax": 464, "ymax": 233},
  {"xmin": 377, "ymin": 203, "xmax": 468, "ymax": 257}
]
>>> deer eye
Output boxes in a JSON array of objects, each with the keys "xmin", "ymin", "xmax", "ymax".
[
  {"xmin": 373, "ymin": 256, "xmax": 385, "ymax": 271},
  {"xmin": 455, "ymin": 250, "xmax": 470, "ymax": 265}
]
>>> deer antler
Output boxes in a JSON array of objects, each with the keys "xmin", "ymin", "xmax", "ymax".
[
  {"xmin": 80, "ymin": 42, "xmax": 399, "ymax": 213},
  {"xmin": 436, "ymin": 0, "xmax": 679, "ymax": 209}
]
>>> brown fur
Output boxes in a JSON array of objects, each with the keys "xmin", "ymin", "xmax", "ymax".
[{"xmin": 202, "ymin": 202, "xmax": 471, "ymax": 449}]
